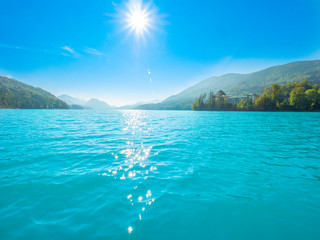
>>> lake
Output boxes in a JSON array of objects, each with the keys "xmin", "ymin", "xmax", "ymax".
[{"xmin": 0, "ymin": 110, "xmax": 320, "ymax": 239}]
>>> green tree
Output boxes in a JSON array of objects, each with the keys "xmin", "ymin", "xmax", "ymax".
[
  {"xmin": 237, "ymin": 96, "xmax": 254, "ymax": 111},
  {"xmin": 254, "ymin": 94, "xmax": 274, "ymax": 111},
  {"xmin": 295, "ymin": 80, "xmax": 312, "ymax": 90},
  {"xmin": 206, "ymin": 91, "xmax": 216, "ymax": 110},
  {"xmin": 305, "ymin": 89, "xmax": 320, "ymax": 110},
  {"xmin": 270, "ymin": 84, "xmax": 282, "ymax": 103},
  {"xmin": 215, "ymin": 95, "xmax": 225, "ymax": 110},
  {"xmin": 192, "ymin": 93, "xmax": 206, "ymax": 111},
  {"xmin": 278, "ymin": 98, "xmax": 292, "ymax": 111},
  {"xmin": 312, "ymin": 84, "xmax": 320, "ymax": 91},
  {"xmin": 290, "ymin": 87, "xmax": 309, "ymax": 111}
]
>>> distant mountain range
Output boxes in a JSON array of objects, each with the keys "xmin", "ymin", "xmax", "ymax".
[
  {"xmin": 58, "ymin": 95, "xmax": 160, "ymax": 110},
  {"xmin": 136, "ymin": 60, "xmax": 320, "ymax": 110},
  {"xmin": 58, "ymin": 95, "xmax": 112, "ymax": 110},
  {"xmin": 1, "ymin": 60, "xmax": 320, "ymax": 110},
  {"xmin": 119, "ymin": 100, "xmax": 161, "ymax": 109},
  {"xmin": 0, "ymin": 76, "xmax": 69, "ymax": 109}
]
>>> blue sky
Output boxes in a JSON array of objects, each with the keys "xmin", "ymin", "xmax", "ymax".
[{"xmin": 0, "ymin": 0, "xmax": 320, "ymax": 106}]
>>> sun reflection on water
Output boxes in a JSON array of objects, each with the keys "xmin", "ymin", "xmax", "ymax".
[{"xmin": 98, "ymin": 111, "xmax": 159, "ymax": 234}]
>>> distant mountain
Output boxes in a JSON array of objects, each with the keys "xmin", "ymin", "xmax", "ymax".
[
  {"xmin": 85, "ymin": 98, "xmax": 112, "ymax": 109},
  {"xmin": 136, "ymin": 60, "xmax": 320, "ymax": 110},
  {"xmin": 119, "ymin": 100, "xmax": 161, "ymax": 109},
  {"xmin": 58, "ymin": 94, "xmax": 87, "ymax": 106},
  {"xmin": 0, "ymin": 76, "xmax": 69, "ymax": 109},
  {"xmin": 58, "ymin": 95, "xmax": 112, "ymax": 110}
]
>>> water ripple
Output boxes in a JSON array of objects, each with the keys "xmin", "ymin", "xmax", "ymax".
[{"xmin": 0, "ymin": 110, "xmax": 320, "ymax": 239}]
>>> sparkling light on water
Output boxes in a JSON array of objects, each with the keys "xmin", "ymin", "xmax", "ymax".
[
  {"xmin": 1, "ymin": 110, "xmax": 320, "ymax": 239},
  {"xmin": 98, "ymin": 111, "xmax": 160, "ymax": 234}
]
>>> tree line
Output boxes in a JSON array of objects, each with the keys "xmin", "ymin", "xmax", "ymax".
[{"xmin": 192, "ymin": 80, "xmax": 320, "ymax": 111}]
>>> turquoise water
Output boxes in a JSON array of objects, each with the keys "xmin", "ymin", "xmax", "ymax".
[{"xmin": 0, "ymin": 110, "xmax": 320, "ymax": 239}]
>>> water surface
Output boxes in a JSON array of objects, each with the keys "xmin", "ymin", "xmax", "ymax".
[{"xmin": 1, "ymin": 110, "xmax": 320, "ymax": 239}]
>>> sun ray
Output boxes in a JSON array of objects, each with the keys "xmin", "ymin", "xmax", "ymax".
[{"xmin": 124, "ymin": 0, "xmax": 152, "ymax": 40}]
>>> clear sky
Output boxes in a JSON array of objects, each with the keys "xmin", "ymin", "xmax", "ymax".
[{"xmin": 1, "ymin": 0, "xmax": 320, "ymax": 106}]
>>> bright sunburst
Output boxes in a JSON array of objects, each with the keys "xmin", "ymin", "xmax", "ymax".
[{"xmin": 124, "ymin": 0, "xmax": 152, "ymax": 39}]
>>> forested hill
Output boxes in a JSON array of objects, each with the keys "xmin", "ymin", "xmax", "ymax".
[
  {"xmin": 192, "ymin": 80, "xmax": 320, "ymax": 112},
  {"xmin": 0, "ymin": 76, "xmax": 69, "ymax": 109},
  {"xmin": 137, "ymin": 60, "xmax": 320, "ymax": 110}
]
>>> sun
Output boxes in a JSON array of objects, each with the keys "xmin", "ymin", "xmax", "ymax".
[
  {"xmin": 128, "ymin": 9, "xmax": 148, "ymax": 32},
  {"xmin": 124, "ymin": 0, "xmax": 152, "ymax": 39}
]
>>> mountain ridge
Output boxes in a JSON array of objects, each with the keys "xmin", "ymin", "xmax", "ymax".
[
  {"xmin": 136, "ymin": 60, "xmax": 320, "ymax": 110},
  {"xmin": 0, "ymin": 76, "xmax": 69, "ymax": 109},
  {"xmin": 58, "ymin": 94, "xmax": 112, "ymax": 109}
]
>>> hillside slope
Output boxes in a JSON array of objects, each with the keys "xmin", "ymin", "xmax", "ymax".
[
  {"xmin": 0, "ymin": 76, "xmax": 69, "ymax": 109},
  {"xmin": 137, "ymin": 60, "xmax": 320, "ymax": 110}
]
